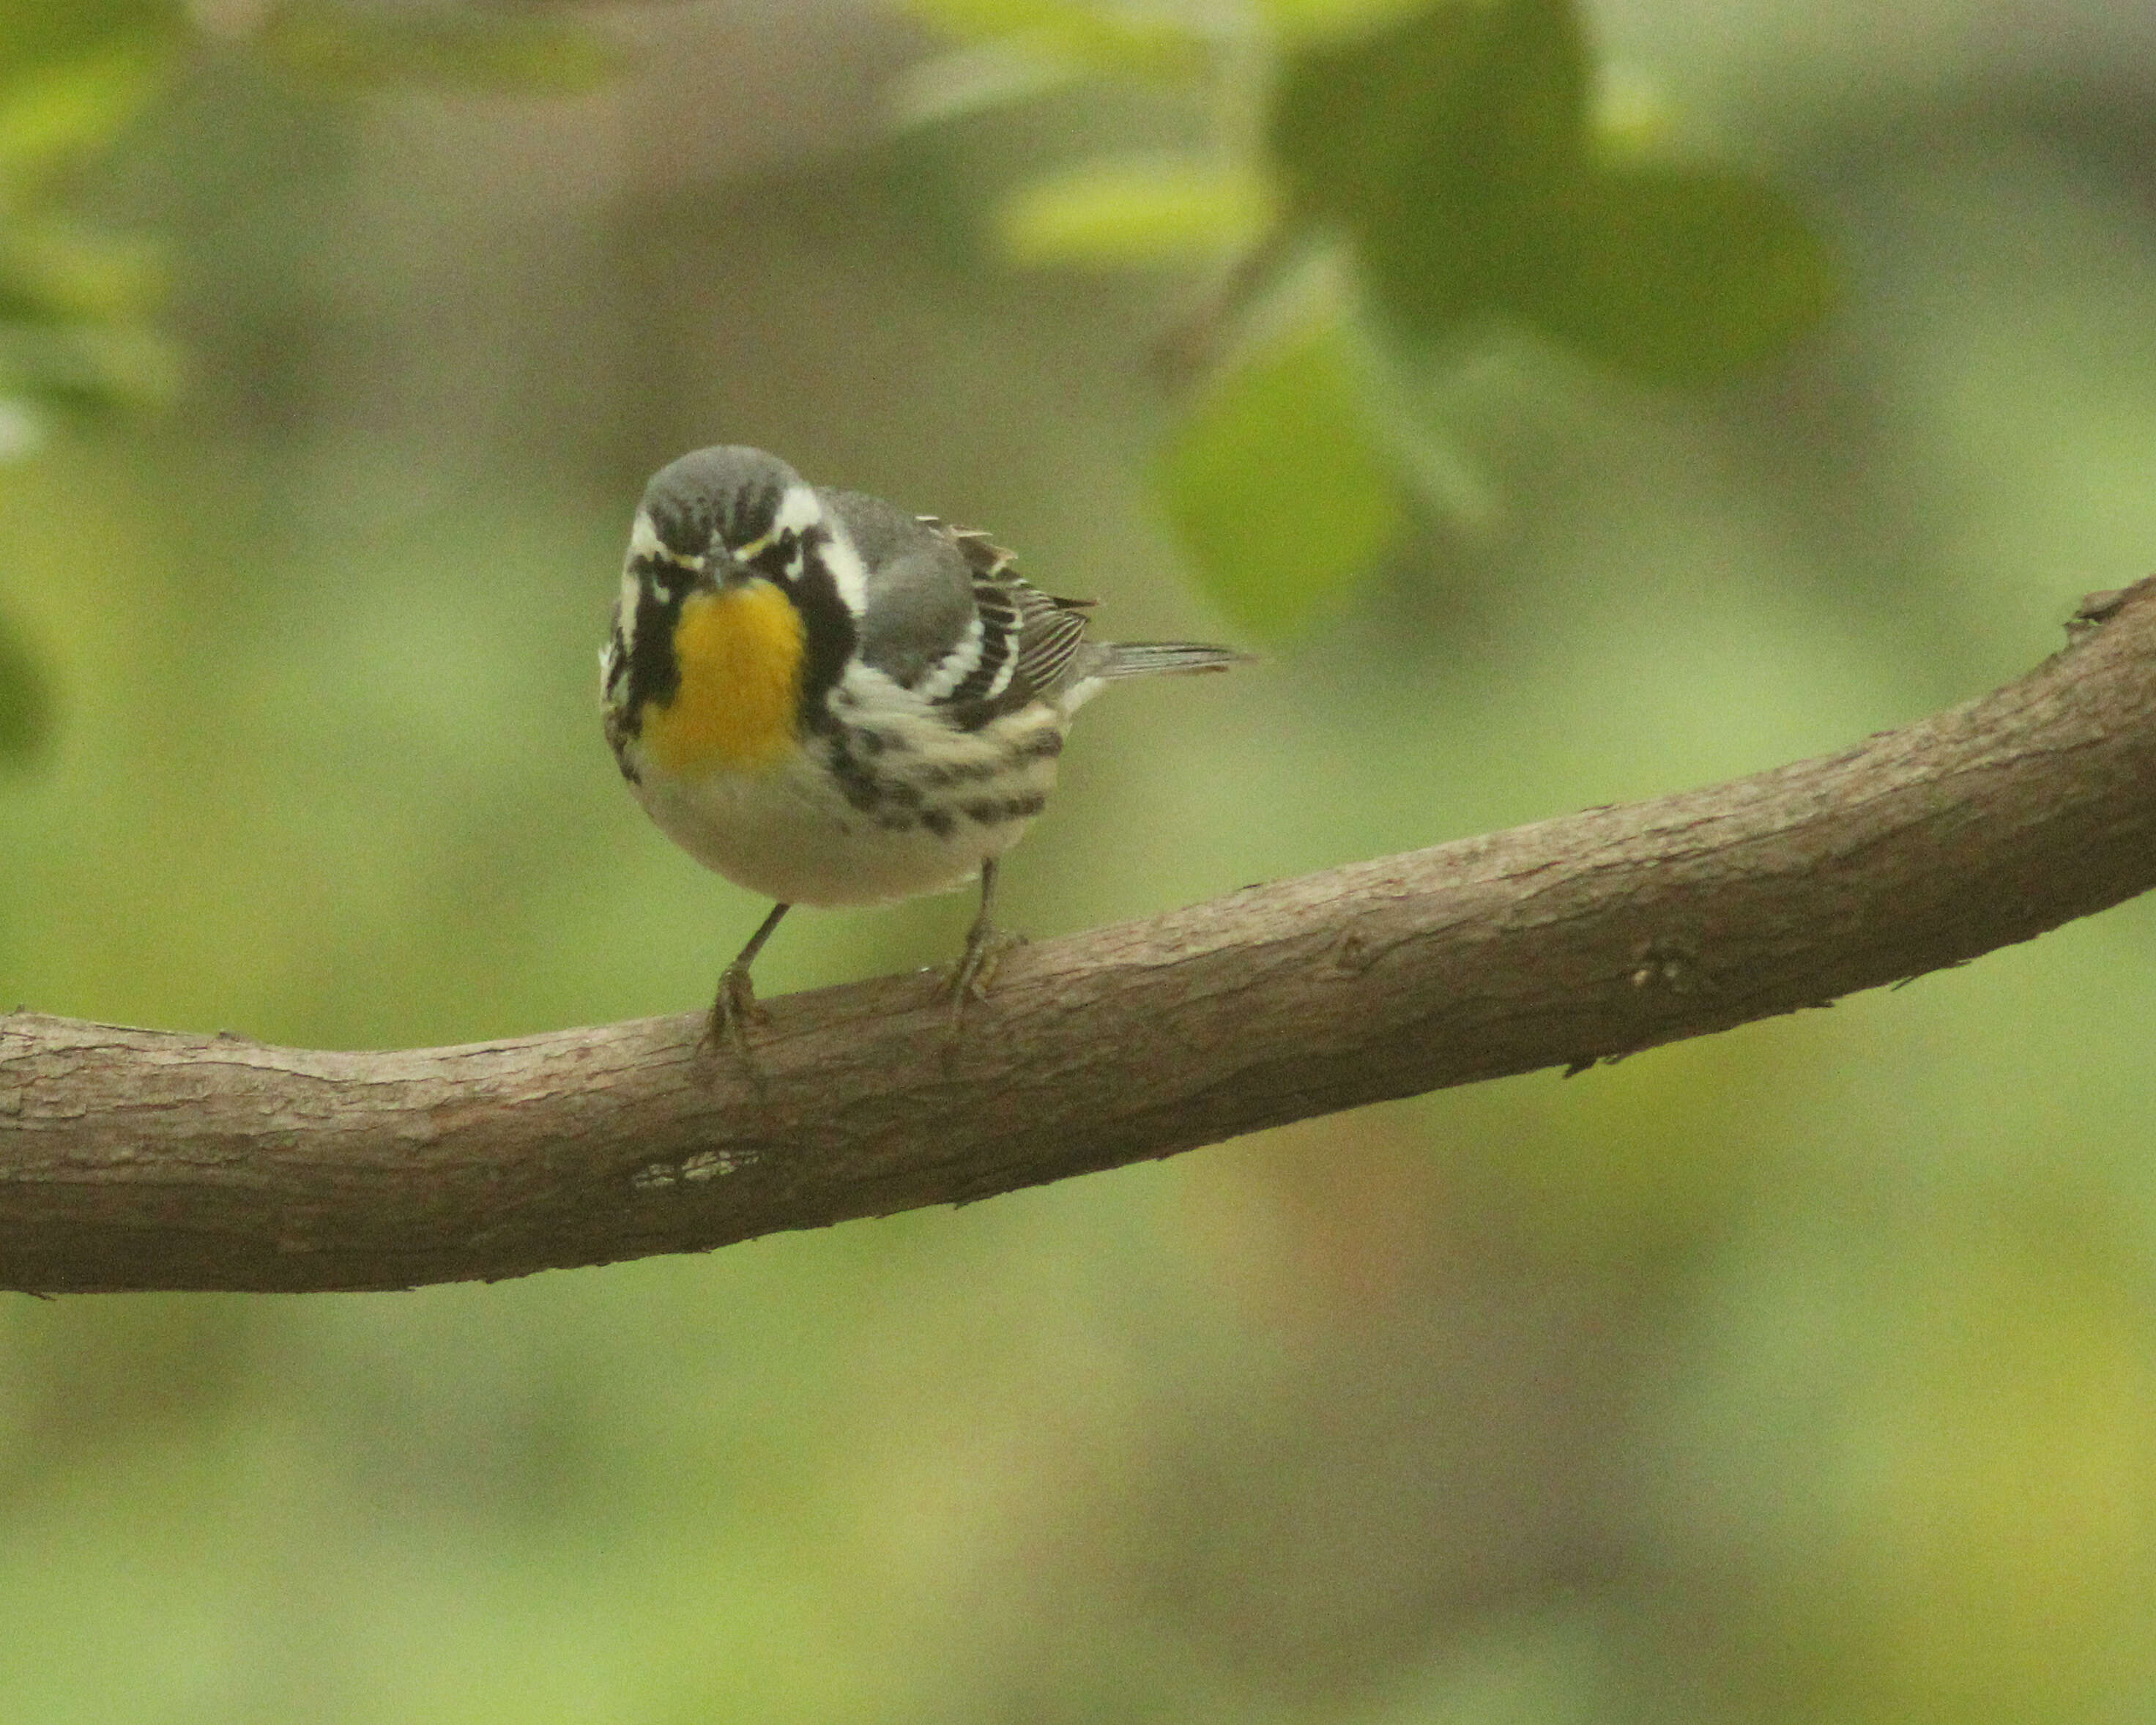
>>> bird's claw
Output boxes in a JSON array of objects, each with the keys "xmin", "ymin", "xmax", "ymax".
[
  {"xmin": 707, "ymin": 962, "xmax": 770, "ymax": 1080},
  {"xmin": 942, "ymin": 925, "xmax": 1026, "ymax": 1037}
]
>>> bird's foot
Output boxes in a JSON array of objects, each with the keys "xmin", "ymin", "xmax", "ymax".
[
  {"xmin": 706, "ymin": 962, "xmax": 770, "ymax": 1080},
  {"xmin": 941, "ymin": 924, "xmax": 1026, "ymax": 1040}
]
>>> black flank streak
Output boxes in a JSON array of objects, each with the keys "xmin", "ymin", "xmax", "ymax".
[
  {"xmin": 825, "ymin": 735, "xmax": 886, "ymax": 814},
  {"xmin": 962, "ymin": 796, "xmax": 1040, "ymax": 826},
  {"xmin": 912, "ymin": 760, "xmax": 992, "ymax": 789}
]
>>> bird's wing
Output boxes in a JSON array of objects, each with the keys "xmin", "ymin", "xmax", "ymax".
[
  {"xmin": 818, "ymin": 489, "xmax": 978, "ymax": 690},
  {"xmin": 930, "ymin": 522, "xmax": 1096, "ymax": 724}
]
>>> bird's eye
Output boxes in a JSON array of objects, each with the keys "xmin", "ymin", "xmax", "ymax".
[{"xmin": 745, "ymin": 530, "xmax": 797, "ymax": 580}]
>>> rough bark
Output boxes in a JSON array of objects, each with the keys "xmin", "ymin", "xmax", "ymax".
[{"xmin": 4, "ymin": 581, "xmax": 2153, "ymax": 1294}]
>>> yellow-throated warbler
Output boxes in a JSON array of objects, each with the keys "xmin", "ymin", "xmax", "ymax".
[{"xmin": 601, "ymin": 445, "xmax": 1243, "ymax": 1057}]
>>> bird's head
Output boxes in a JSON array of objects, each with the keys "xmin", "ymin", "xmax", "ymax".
[{"xmin": 603, "ymin": 446, "xmax": 833, "ymax": 774}]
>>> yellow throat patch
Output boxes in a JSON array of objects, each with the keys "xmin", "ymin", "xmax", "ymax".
[{"xmin": 642, "ymin": 580, "xmax": 805, "ymax": 774}]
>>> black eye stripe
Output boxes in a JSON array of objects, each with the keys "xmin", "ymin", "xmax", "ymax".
[
  {"xmin": 628, "ymin": 551, "xmax": 702, "ymax": 602},
  {"xmin": 745, "ymin": 530, "xmax": 798, "ymax": 580},
  {"xmin": 612, "ymin": 576, "xmax": 685, "ymax": 726}
]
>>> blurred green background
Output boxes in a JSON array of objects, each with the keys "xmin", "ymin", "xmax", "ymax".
[{"xmin": 6, "ymin": 1, "xmax": 2156, "ymax": 1721}]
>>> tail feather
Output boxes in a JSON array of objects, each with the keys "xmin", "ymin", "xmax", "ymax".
[{"xmin": 1100, "ymin": 641, "xmax": 1248, "ymax": 679}]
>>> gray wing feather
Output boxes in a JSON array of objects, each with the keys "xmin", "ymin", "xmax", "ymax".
[
  {"xmin": 825, "ymin": 492, "xmax": 1222, "ymax": 720},
  {"xmin": 820, "ymin": 489, "xmax": 975, "ymax": 687}
]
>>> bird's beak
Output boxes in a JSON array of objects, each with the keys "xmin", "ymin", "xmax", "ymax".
[{"xmin": 707, "ymin": 547, "xmax": 749, "ymax": 588}]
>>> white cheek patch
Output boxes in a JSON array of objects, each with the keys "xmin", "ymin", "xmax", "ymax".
[
  {"xmin": 816, "ymin": 517, "xmax": 870, "ymax": 617},
  {"xmin": 773, "ymin": 483, "xmax": 822, "ymax": 535},
  {"xmin": 615, "ymin": 568, "xmax": 642, "ymax": 649}
]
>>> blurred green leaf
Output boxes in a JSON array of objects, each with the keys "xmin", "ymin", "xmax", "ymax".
[
  {"xmin": 0, "ymin": 602, "xmax": 51, "ymax": 762},
  {"xmin": 0, "ymin": 218, "xmax": 161, "ymax": 320},
  {"xmin": 1267, "ymin": 1, "xmax": 1827, "ymax": 379},
  {"xmin": 0, "ymin": 319, "xmax": 179, "ymax": 409},
  {"xmin": 1154, "ymin": 321, "xmax": 1402, "ymax": 637},
  {"xmin": 0, "ymin": 0, "xmax": 182, "ymax": 88},
  {"xmin": 1270, "ymin": 0, "xmax": 1588, "ymax": 333},
  {"xmin": 897, "ymin": 0, "xmax": 1212, "ymax": 82},
  {"xmin": 0, "ymin": 23, "xmax": 176, "ymax": 427},
  {"xmin": 1509, "ymin": 167, "xmax": 1835, "ymax": 382},
  {"xmin": 890, "ymin": 40, "xmax": 1084, "ymax": 128},
  {"xmin": 998, "ymin": 156, "xmax": 1276, "ymax": 266},
  {"xmin": 0, "ymin": 35, "xmax": 174, "ymax": 199},
  {"xmin": 256, "ymin": 1, "xmax": 620, "ymax": 94},
  {"xmin": 1257, "ymin": 0, "xmax": 1451, "ymax": 45}
]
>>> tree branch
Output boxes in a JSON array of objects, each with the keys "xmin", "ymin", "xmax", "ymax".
[{"xmin": 6, "ymin": 580, "xmax": 2155, "ymax": 1294}]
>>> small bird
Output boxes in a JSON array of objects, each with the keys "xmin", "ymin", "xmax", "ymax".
[{"xmin": 601, "ymin": 445, "xmax": 1243, "ymax": 1059}]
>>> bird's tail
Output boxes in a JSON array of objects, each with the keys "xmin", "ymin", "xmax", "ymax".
[{"xmin": 1099, "ymin": 642, "xmax": 1249, "ymax": 678}]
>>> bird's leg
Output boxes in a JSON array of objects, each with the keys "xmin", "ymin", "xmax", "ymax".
[
  {"xmin": 943, "ymin": 858, "xmax": 1025, "ymax": 1034},
  {"xmin": 708, "ymin": 901, "xmax": 790, "ymax": 1069}
]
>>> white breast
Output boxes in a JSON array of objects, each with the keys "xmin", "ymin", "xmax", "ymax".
[{"xmin": 627, "ymin": 700, "xmax": 1066, "ymax": 907}]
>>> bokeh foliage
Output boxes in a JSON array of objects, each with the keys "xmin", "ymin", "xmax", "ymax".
[
  {"xmin": 900, "ymin": 0, "xmax": 1831, "ymax": 634},
  {"xmin": 4, "ymin": 4, "xmax": 2156, "ymax": 1724},
  {"xmin": 1, "ymin": 0, "xmax": 1827, "ymax": 726},
  {"xmin": 0, "ymin": 0, "xmax": 613, "ymax": 760}
]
